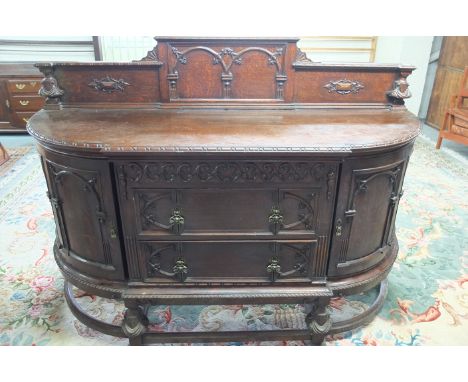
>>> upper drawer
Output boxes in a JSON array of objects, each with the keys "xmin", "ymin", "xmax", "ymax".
[
  {"xmin": 7, "ymin": 79, "xmax": 41, "ymax": 94},
  {"xmin": 9, "ymin": 96, "xmax": 44, "ymax": 111},
  {"xmin": 117, "ymin": 159, "xmax": 338, "ymax": 240},
  {"xmin": 133, "ymin": 188, "xmax": 321, "ymax": 238}
]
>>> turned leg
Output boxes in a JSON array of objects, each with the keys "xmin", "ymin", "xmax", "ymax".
[
  {"xmin": 304, "ymin": 297, "xmax": 332, "ymax": 346},
  {"xmin": 122, "ymin": 299, "xmax": 149, "ymax": 346}
]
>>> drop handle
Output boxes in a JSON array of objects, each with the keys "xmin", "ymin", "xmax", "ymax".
[
  {"xmin": 266, "ymin": 257, "xmax": 281, "ymax": 282},
  {"xmin": 172, "ymin": 258, "xmax": 188, "ymax": 282},
  {"xmin": 19, "ymin": 100, "xmax": 30, "ymax": 106},
  {"xmin": 169, "ymin": 208, "xmax": 185, "ymax": 234},
  {"xmin": 268, "ymin": 206, "xmax": 283, "ymax": 234}
]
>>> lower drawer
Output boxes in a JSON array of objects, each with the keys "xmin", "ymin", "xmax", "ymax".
[
  {"xmin": 10, "ymin": 111, "xmax": 36, "ymax": 128},
  {"xmin": 138, "ymin": 240, "xmax": 318, "ymax": 284}
]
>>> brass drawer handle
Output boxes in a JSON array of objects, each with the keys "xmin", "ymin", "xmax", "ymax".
[
  {"xmin": 267, "ymin": 257, "xmax": 281, "ymax": 282},
  {"xmin": 268, "ymin": 206, "xmax": 283, "ymax": 234},
  {"xmin": 172, "ymin": 258, "xmax": 188, "ymax": 282},
  {"xmin": 22, "ymin": 117, "xmax": 30, "ymax": 123},
  {"xmin": 15, "ymin": 83, "xmax": 26, "ymax": 90},
  {"xmin": 19, "ymin": 100, "xmax": 30, "ymax": 106},
  {"xmin": 169, "ymin": 208, "xmax": 185, "ymax": 234}
]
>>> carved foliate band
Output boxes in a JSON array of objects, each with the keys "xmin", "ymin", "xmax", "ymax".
[{"xmin": 119, "ymin": 161, "xmax": 335, "ymax": 185}]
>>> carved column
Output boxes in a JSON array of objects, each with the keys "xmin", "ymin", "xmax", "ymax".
[
  {"xmin": 122, "ymin": 300, "xmax": 148, "ymax": 346},
  {"xmin": 304, "ymin": 297, "xmax": 332, "ymax": 345}
]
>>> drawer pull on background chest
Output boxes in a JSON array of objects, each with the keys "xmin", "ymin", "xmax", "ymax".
[
  {"xmin": 19, "ymin": 100, "xmax": 30, "ymax": 106},
  {"xmin": 15, "ymin": 83, "xmax": 26, "ymax": 90},
  {"xmin": 169, "ymin": 208, "xmax": 185, "ymax": 234}
]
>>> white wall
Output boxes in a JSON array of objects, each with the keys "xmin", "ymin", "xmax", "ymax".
[
  {"xmin": 99, "ymin": 36, "xmax": 155, "ymax": 61},
  {"xmin": 375, "ymin": 37, "xmax": 433, "ymax": 116},
  {"xmin": 0, "ymin": 36, "xmax": 96, "ymax": 62}
]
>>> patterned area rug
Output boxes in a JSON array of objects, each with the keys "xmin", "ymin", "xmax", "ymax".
[{"xmin": 0, "ymin": 137, "xmax": 467, "ymax": 346}]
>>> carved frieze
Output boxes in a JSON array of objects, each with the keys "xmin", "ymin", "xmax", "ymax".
[
  {"xmin": 324, "ymin": 79, "xmax": 364, "ymax": 95},
  {"xmin": 88, "ymin": 76, "xmax": 130, "ymax": 93},
  {"xmin": 119, "ymin": 161, "xmax": 336, "ymax": 186}
]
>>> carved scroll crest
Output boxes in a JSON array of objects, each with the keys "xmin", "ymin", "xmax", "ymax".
[{"xmin": 294, "ymin": 48, "xmax": 313, "ymax": 64}]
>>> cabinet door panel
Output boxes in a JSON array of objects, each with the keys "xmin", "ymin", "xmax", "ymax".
[
  {"xmin": 42, "ymin": 154, "xmax": 124, "ymax": 280},
  {"xmin": 328, "ymin": 145, "xmax": 412, "ymax": 277}
]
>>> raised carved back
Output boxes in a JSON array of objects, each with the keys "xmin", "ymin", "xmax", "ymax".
[{"xmin": 34, "ymin": 37, "xmax": 416, "ymax": 108}]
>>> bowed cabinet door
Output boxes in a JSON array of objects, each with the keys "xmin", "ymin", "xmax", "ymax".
[
  {"xmin": 40, "ymin": 152, "xmax": 125, "ymax": 281},
  {"xmin": 328, "ymin": 145, "xmax": 413, "ymax": 277}
]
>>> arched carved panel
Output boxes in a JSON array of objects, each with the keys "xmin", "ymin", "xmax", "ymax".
[{"xmin": 167, "ymin": 44, "xmax": 287, "ymax": 100}]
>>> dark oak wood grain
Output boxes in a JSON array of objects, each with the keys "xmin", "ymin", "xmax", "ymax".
[{"xmin": 28, "ymin": 37, "xmax": 419, "ymax": 345}]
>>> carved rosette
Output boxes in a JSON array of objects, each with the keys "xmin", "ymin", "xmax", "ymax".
[
  {"xmin": 167, "ymin": 45, "xmax": 287, "ymax": 100},
  {"xmin": 38, "ymin": 67, "xmax": 64, "ymax": 105},
  {"xmin": 88, "ymin": 76, "xmax": 130, "ymax": 93},
  {"xmin": 324, "ymin": 79, "xmax": 365, "ymax": 95},
  {"xmin": 387, "ymin": 71, "xmax": 412, "ymax": 104}
]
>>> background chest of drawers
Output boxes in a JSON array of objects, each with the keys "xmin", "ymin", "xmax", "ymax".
[{"xmin": 0, "ymin": 63, "xmax": 44, "ymax": 132}]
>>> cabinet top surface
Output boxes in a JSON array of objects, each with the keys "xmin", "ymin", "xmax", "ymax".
[{"xmin": 28, "ymin": 108, "xmax": 420, "ymax": 155}]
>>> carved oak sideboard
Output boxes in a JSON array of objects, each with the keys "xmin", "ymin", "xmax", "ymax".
[{"xmin": 27, "ymin": 37, "xmax": 420, "ymax": 345}]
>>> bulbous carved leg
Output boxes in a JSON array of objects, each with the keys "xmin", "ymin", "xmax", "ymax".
[
  {"xmin": 122, "ymin": 300, "xmax": 149, "ymax": 346},
  {"xmin": 304, "ymin": 297, "xmax": 332, "ymax": 346}
]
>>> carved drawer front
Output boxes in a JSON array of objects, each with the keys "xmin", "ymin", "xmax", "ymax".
[
  {"xmin": 7, "ymin": 79, "xmax": 41, "ymax": 94},
  {"xmin": 139, "ymin": 240, "xmax": 319, "ymax": 284},
  {"xmin": 9, "ymin": 95, "xmax": 44, "ymax": 111},
  {"xmin": 133, "ymin": 188, "xmax": 321, "ymax": 238}
]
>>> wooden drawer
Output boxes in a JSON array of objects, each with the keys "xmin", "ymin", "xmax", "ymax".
[
  {"xmin": 134, "ymin": 188, "xmax": 320, "ymax": 238},
  {"xmin": 139, "ymin": 240, "xmax": 318, "ymax": 284},
  {"xmin": 7, "ymin": 79, "xmax": 41, "ymax": 94},
  {"xmin": 9, "ymin": 96, "xmax": 44, "ymax": 111},
  {"xmin": 10, "ymin": 111, "xmax": 36, "ymax": 128}
]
